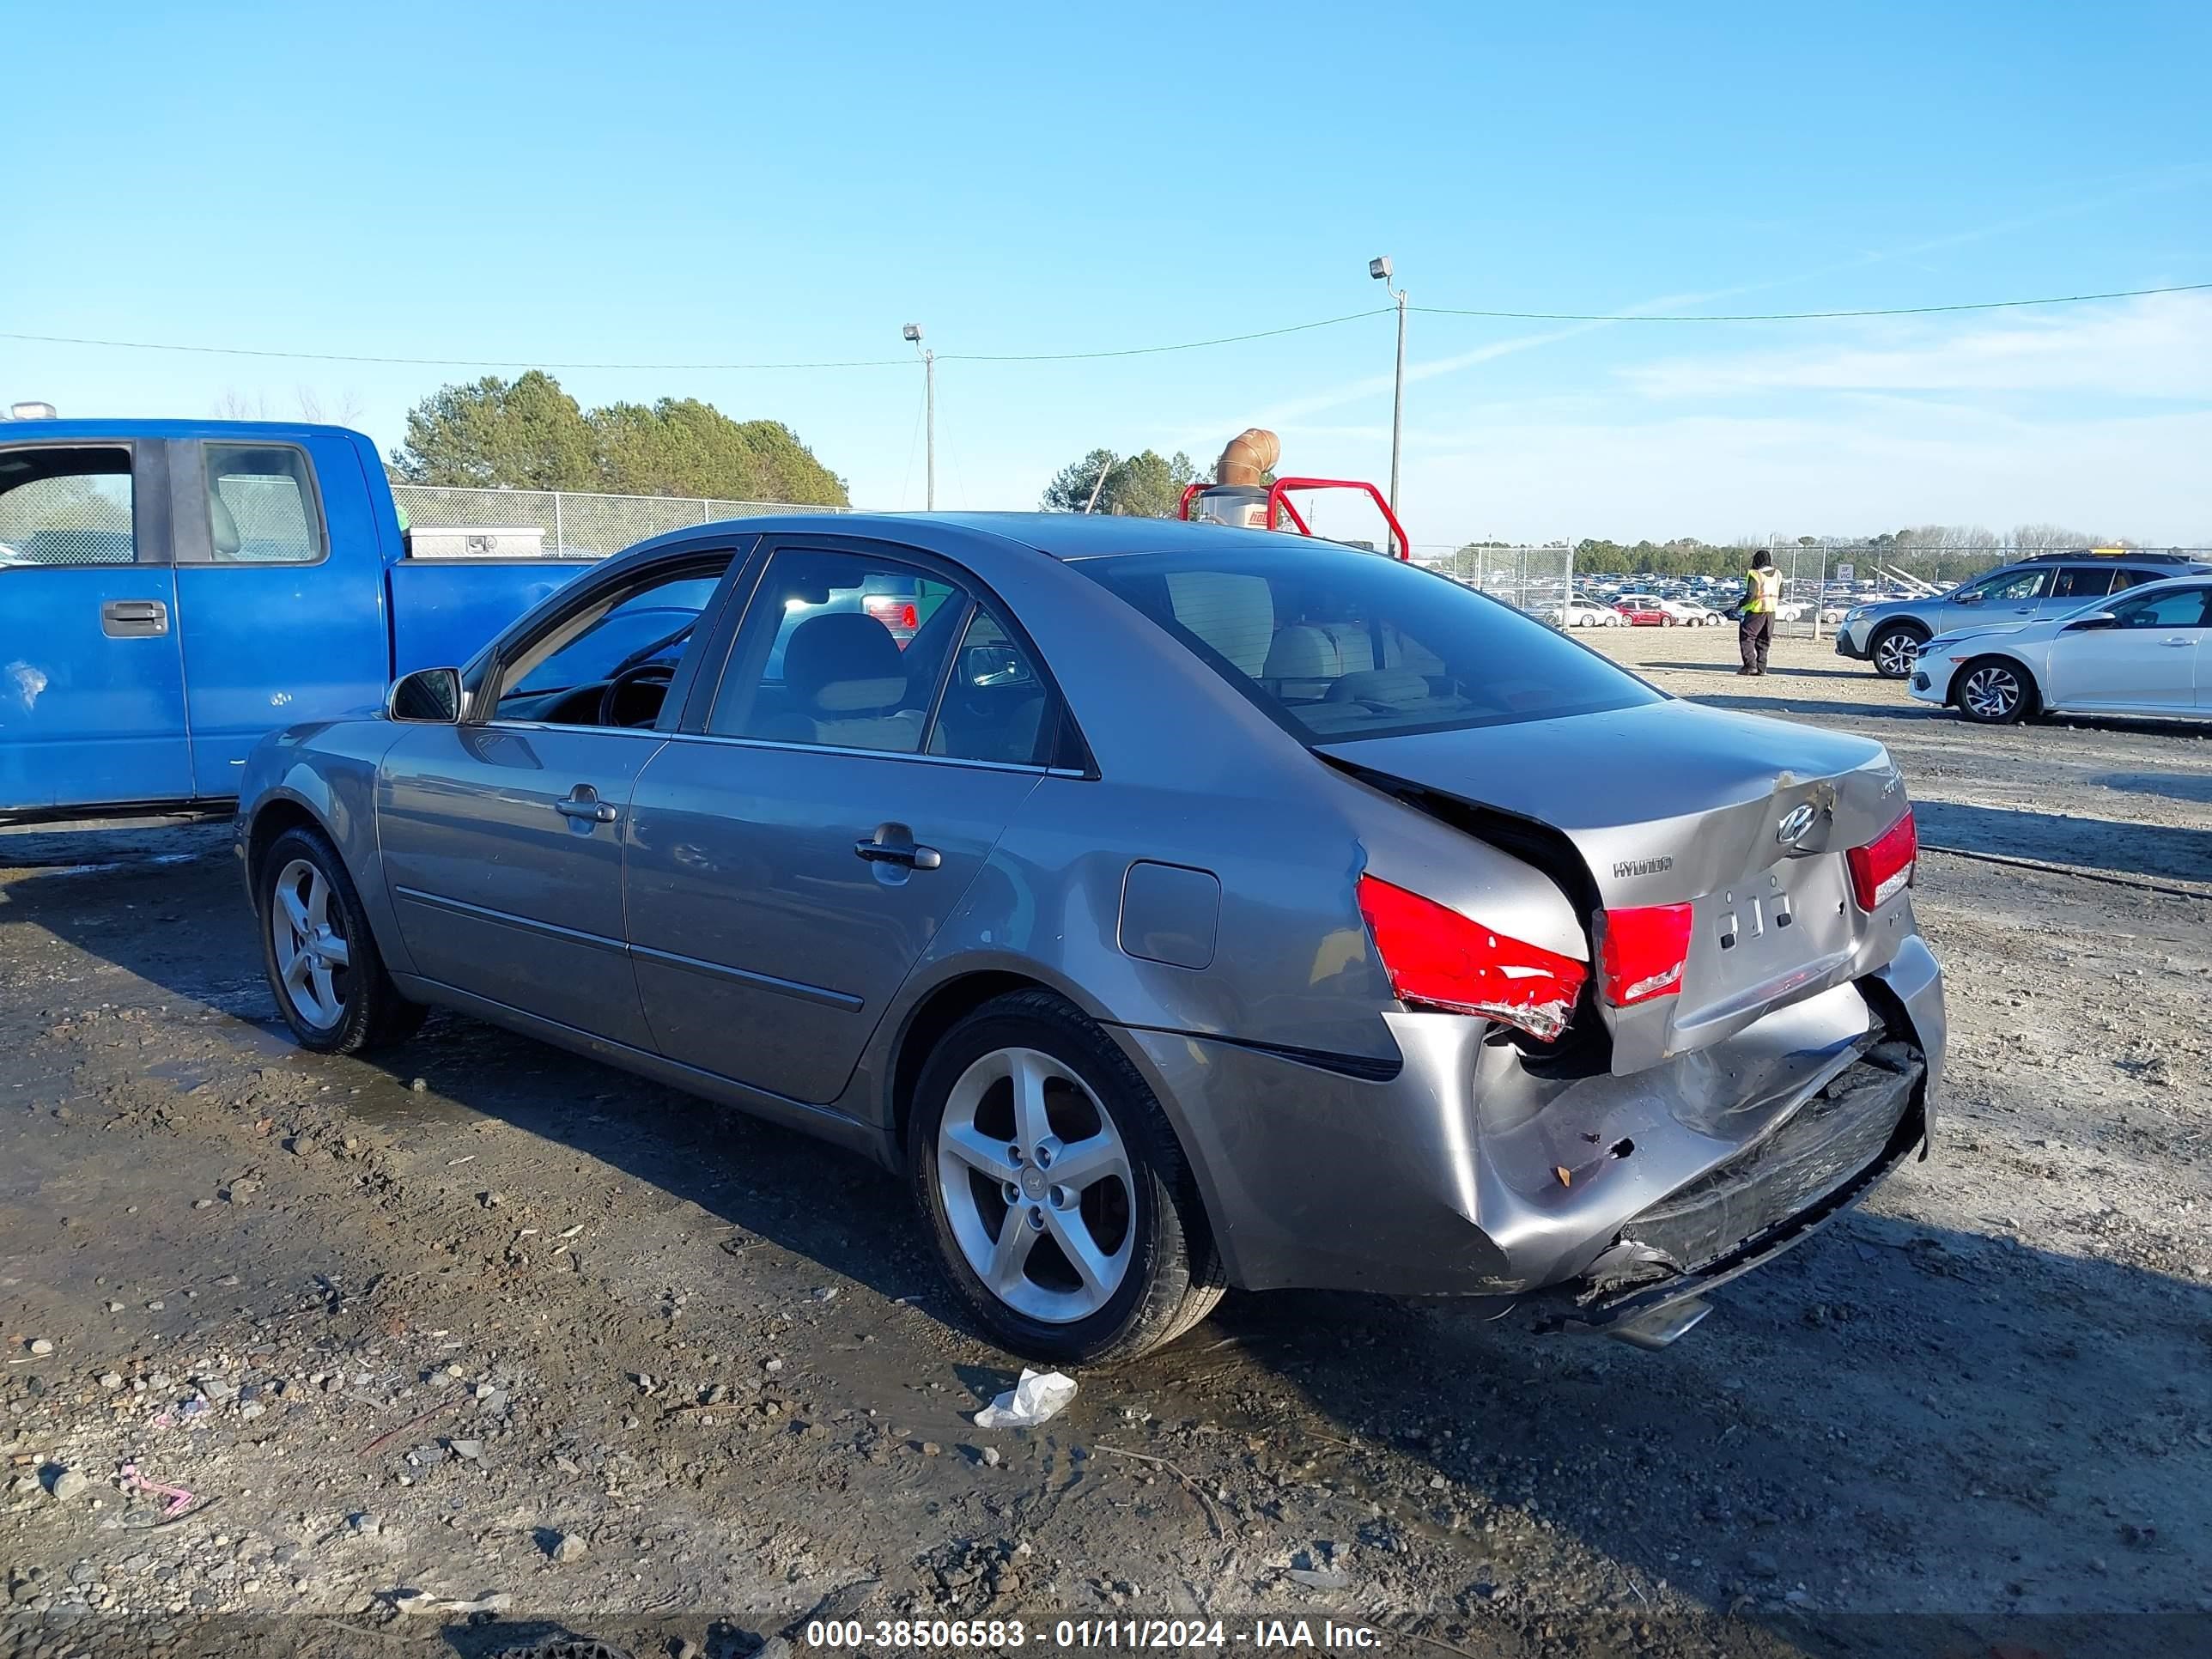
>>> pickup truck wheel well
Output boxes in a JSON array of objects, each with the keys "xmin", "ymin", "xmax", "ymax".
[{"xmin": 246, "ymin": 800, "xmax": 327, "ymax": 893}]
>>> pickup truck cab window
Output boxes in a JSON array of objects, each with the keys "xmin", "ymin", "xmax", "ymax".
[
  {"xmin": 0, "ymin": 447, "xmax": 135, "ymax": 566},
  {"xmin": 202, "ymin": 443, "xmax": 325, "ymax": 565}
]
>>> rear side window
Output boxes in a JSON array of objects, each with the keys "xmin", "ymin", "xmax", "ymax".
[
  {"xmin": 709, "ymin": 549, "xmax": 968, "ymax": 756},
  {"xmin": 0, "ymin": 447, "xmax": 134, "ymax": 565},
  {"xmin": 1074, "ymin": 545, "xmax": 1661, "ymax": 743},
  {"xmin": 2050, "ymin": 567, "xmax": 2116, "ymax": 599},
  {"xmin": 204, "ymin": 443, "xmax": 324, "ymax": 564}
]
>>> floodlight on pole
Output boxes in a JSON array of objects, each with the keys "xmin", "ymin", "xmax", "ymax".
[
  {"xmin": 903, "ymin": 324, "xmax": 934, "ymax": 509},
  {"xmin": 1368, "ymin": 257, "xmax": 1407, "ymax": 550}
]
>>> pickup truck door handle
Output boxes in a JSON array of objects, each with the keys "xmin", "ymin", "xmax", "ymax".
[
  {"xmin": 555, "ymin": 785, "xmax": 619, "ymax": 824},
  {"xmin": 100, "ymin": 599, "xmax": 169, "ymax": 638},
  {"xmin": 854, "ymin": 824, "xmax": 942, "ymax": 871}
]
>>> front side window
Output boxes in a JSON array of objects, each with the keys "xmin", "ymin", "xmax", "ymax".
[
  {"xmin": 710, "ymin": 550, "xmax": 966, "ymax": 755},
  {"xmin": 1960, "ymin": 568, "xmax": 2048, "ymax": 603},
  {"xmin": 0, "ymin": 447, "xmax": 134, "ymax": 566},
  {"xmin": 1074, "ymin": 545, "xmax": 1661, "ymax": 744},
  {"xmin": 2108, "ymin": 586, "xmax": 2212, "ymax": 629},
  {"xmin": 495, "ymin": 563, "xmax": 730, "ymax": 726},
  {"xmin": 204, "ymin": 444, "xmax": 323, "ymax": 564}
]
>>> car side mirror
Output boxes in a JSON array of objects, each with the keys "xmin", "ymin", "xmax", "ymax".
[
  {"xmin": 2063, "ymin": 612, "xmax": 2119, "ymax": 632},
  {"xmin": 387, "ymin": 665, "xmax": 464, "ymax": 723},
  {"xmin": 963, "ymin": 643, "xmax": 1031, "ymax": 687},
  {"xmin": 1954, "ymin": 592, "xmax": 1984, "ymax": 605}
]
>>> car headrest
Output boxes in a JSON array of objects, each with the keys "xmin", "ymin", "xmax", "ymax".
[
  {"xmin": 784, "ymin": 612, "xmax": 908, "ymax": 713},
  {"xmin": 1324, "ymin": 667, "xmax": 1430, "ymax": 707},
  {"xmin": 1261, "ymin": 624, "xmax": 1341, "ymax": 680},
  {"xmin": 208, "ymin": 486, "xmax": 241, "ymax": 556}
]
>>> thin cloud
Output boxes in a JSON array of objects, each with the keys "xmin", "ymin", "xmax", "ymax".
[{"xmin": 1624, "ymin": 291, "xmax": 2212, "ymax": 400}]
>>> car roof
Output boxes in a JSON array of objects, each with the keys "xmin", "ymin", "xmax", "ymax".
[{"xmin": 647, "ymin": 510, "xmax": 1382, "ymax": 564}]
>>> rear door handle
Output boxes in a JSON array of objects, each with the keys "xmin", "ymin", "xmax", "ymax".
[
  {"xmin": 100, "ymin": 599, "xmax": 168, "ymax": 638},
  {"xmin": 555, "ymin": 785, "xmax": 618, "ymax": 823},
  {"xmin": 854, "ymin": 824, "xmax": 941, "ymax": 871}
]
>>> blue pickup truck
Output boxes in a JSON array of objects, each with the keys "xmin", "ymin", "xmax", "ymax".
[{"xmin": 1, "ymin": 417, "xmax": 591, "ymax": 821}]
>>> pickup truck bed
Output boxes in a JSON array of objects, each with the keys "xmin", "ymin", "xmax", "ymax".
[{"xmin": 1, "ymin": 418, "xmax": 590, "ymax": 819}]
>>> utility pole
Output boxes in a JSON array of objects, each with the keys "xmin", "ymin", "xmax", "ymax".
[
  {"xmin": 902, "ymin": 324, "xmax": 934, "ymax": 509},
  {"xmin": 1369, "ymin": 257, "xmax": 1407, "ymax": 554},
  {"xmin": 1082, "ymin": 453, "xmax": 1115, "ymax": 514}
]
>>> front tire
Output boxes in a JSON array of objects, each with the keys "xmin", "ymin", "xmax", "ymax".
[
  {"xmin": 1871, "ymin": 623, "xmax": 1927, "ymax": 679},
  {"xmin": 258, "ymin": 825, "xmax": 424, "ymax": 1054},
  {"xmin": 1954, "ymin": 656, "xmax": 2037, "ymax": 725},
  {"xmin": 908, "ymin": 991, "xmax": 1224, "ymax": 1366}
]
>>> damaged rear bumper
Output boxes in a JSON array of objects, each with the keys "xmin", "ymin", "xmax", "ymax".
[
  {"xmin": 1539, "ymin": 1043, "xmax": 1923, "ymax": 1338},
  {"xmin": 1114, "ymin": 933, "xmax": 1943, "ymax": 1306}
]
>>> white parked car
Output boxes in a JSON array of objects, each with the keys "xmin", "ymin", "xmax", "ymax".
[
  {"xmin": 1906, "ymin": 576, "xmax": 2212, "ymax": 724},
  {"xmin": 1559, "ymin": 598, "xmax": 1626, "ymax": 628}
]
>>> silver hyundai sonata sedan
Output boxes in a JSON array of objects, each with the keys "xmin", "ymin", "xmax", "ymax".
[{"xmin": 236, "ymin": 514, "xmax": 1944, "ymax": 1363}]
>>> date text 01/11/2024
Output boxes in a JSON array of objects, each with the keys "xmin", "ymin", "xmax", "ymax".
[{"xmin": 802, "ymin": 1619, "xmax": 1383, "ymax": 1650}]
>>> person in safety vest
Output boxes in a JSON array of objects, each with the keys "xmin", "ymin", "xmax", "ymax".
[{"xmin": 1737, "ymin": 550, "xmax": 1782, "ymax": 675}]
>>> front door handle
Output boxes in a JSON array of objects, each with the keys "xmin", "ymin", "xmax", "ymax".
[
  {"xmin": 2160, "ymin": 637, "xmax": 2194, "ymax": 647},
  {"xmin": 854, "ymin": 823, "xmax": 942, "ymax": 871},
  {"xmin": 100, "ymin": 599, "xmax": 168, "ymax": 638},
  {"xmin": 555, "ymin": 785, "xmax": 618, "ymax": 824}
]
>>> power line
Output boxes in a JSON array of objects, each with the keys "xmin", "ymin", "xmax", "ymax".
[
  {"xmin": 2, "ymin": 282, "xmax": 2203, "ymax": 373},
  {"xmin": 0, "ymin": 309, "xmax": 1393, "ymax": 372},
  {"xmin": 1412, "ymin": 281, "xmax": 2212, "ymax": 323}
]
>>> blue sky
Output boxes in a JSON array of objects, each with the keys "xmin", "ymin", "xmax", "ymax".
[{"xmin": 7, "ymin": 0, "xmax": 2209, "ymax": 546}]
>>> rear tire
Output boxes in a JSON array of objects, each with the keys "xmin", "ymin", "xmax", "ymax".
[
  {"xmin": 1954, "ymin": 656, "xmax": 2037, "ymax": 725},
  {"xmin": 258, "ymin": 825, "xmax": 424, "ymax": 1054},
  {"xmin": 1871, "ymin": 623, "xmax": 1926, "ymax": 679},
  {"xmin": 908, "ymin": 990, "xmax": 1224, "ymax": 1366}
]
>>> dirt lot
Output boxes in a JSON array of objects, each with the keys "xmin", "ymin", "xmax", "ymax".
[{"xmin": 2, "ymin": 633, "xmax": 2208, "ymax": 1659}]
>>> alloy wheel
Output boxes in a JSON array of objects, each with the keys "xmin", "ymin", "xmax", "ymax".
[
  {"xmin": 270, "ymin": 858, "xmax": 352, "ymax": 1030},
  {"xmin": 935, "ymin": 1046, "xmax": 1134, "ymax": 1323},
  {"xmin": 1875, "ymin": 631, "xmax": 1920, "ymax": 676},
  {"xmin": 1960, "ymin": 663, "xmax": 2022, "ymax": 721}
]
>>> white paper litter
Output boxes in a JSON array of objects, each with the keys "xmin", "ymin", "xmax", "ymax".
[{"xmin": 972, "ymin": 1368, "xmax": 1077, "ymax": 1429}]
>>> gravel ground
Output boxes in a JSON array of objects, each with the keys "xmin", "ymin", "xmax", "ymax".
[{"xmin": 2, "ymin": 635, "xmax": 2207, "ymax": 1659}]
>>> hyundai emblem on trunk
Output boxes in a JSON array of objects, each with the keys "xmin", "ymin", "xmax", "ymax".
[{"xmin": 1777, "ymin": 803, "xmax": 1818, "ymax": 846}]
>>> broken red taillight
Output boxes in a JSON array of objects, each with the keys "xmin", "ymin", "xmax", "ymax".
[
  {"xmin": 1847, "ymin": 807, "xmax": 1917, "ymax": 910},
  {"xmin": 1356, "ymin": 874, "xmax": 1589, "ymax": 1042},
  {"xmin": 1597, "ymin": 902, "xmax": 1694, "ymax": 1006}
]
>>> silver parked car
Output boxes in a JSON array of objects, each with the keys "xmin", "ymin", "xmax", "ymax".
[
  {"xmin": 236, "ymin": 514, "xmax": 1945, "ymax": 1363},
  {"xmin": 1906, "ymin": 574, "xmax": 2212, "ymax": 724}
]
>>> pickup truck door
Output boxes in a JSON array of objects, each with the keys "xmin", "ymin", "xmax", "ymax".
[
  {"xmin": 0, "ymin": 439, "xmax": 192, "ymax": 812},
  {"xmin": 375, "ymin": 546, "xmax": 743, "ymax": 1053},
  {"xmin": 170, "ymin": 434, "xmax": 393, "ymax": 799}
]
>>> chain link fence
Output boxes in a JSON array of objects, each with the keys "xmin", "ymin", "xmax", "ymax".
[
  {"xmin": 391, "ymin": 484, "xmax": 845, "ymax": 559},
  {"xmin": 1409, "ymin": 544, "xmax": 1577, "ymax": 618}
]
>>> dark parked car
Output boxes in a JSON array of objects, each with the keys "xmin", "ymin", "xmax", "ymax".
[{"xmin": 237, "ymin": 515, "xmax": 1945, "ymax": 1363}]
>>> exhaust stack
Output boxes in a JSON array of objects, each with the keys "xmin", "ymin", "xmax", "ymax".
[{"xmin": 1186, "ymin": 428, "xmax": 1281, "ymax": 529}]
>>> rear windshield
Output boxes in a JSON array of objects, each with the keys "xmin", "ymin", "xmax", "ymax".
[{"xmin": 1073, "ymin": 545, "xmax": 1662, "ymax": 742}]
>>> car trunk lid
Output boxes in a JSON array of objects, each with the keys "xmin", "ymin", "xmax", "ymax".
[{"xmin": 1325, "ymin": 700, "xmax": 1911, "ymax": 1073}]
